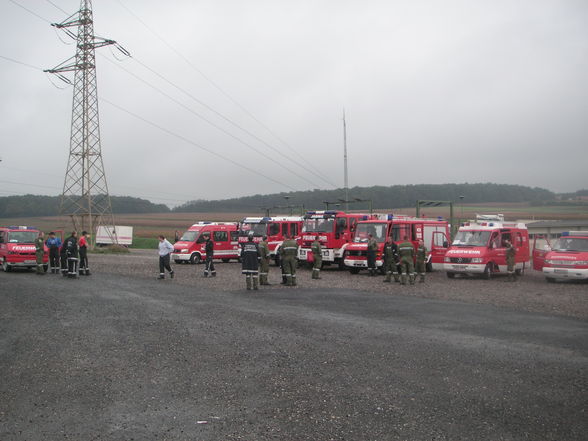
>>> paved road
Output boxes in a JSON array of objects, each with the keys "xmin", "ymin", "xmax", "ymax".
[{"xmin": 1, "ymin": 271, "xmax": 587, "ymax": 440}]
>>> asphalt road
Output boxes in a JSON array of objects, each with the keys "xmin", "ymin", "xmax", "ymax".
[{"xmin": 1, "ymin": 271, "xmax": 587, "ymax": 441}]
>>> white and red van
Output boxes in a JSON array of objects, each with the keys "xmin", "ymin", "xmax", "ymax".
[
  {"xmin": 343, "ymin": 215, "xmax": 451, "ymax": 273},
  {"xmin": 532, "ymin": 231, "xmax": 588, "ymax": 282},
  {"xmin": 238, "ymin": 216, "xmax": 303, "ymax": 264},
  {"xmin": 171, "ymin": 222, "xmax": 239, "ymax": 264},
  {"xmin": 444, "ymin": 214, "xmax": 529, "ymax": 278},
  {"xmin": 0, "ymin": 226, "xmax": 48, "ymax": 272}
]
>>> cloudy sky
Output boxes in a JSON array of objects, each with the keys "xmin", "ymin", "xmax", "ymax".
[{"xmin": 1, "ymin": 0, "xmax": 587, "ymax": 206}]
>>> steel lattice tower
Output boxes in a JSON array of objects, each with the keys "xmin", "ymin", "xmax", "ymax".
[{"xmin": 45, "ymin": 0, "xmax": 127, "ymax": 245}]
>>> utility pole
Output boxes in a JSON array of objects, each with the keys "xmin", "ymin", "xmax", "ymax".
[
  {"xmin": 342, "ymin": 109, "xmax": 349, "ymax": 211},
  {"xmin": 45, "ymin": 0, "xmax": 129, "ymax": 247}
]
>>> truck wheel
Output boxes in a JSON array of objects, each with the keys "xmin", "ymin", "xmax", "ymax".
[
  {"xmin": 349, "ymin": 268, "xmax": 360, "ymax": 275},
  {"xmin": 222, "ymin": 258, "xmax": 230, "ymax": 263},
  {"xmin": 482, "ymin": 263, "xmax": 493, "ymax": 279},
  {"xmin": 546, "ymin": 277, "xmax": 556, "ymax": 283},
  {"xmin": 43, "ymin": 264, "xmax": 49, "ymax": 273},
  {"xmin": 190, "ymin": 254, "xmax": 201, "ymax": 264},
  {"xmin": 174, "ymin": 260, "xmax": 181, "ymax": 264},
  {"xmin": 446, "ymin": 272, "xmax": 455, "ymax": 279},
  {"xmin": 426, "ymin": 261, "xmax": 433, "ymax": 272},
  {"xmin": 2, "ymin": 259, "xmax": 11, "ymax": 272}
]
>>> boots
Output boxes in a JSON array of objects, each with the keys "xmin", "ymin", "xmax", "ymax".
[
  {"xmin": 384, "ymin": 272, "xmax": 391, "ymax": 283},
  {"xmin": 246, "ymin": 275, "xmax": 252, "ymax": 290},
  {"xmin": 419, "ymin": 273, "xmax": 425, "ymax": 283},
  {"xmin": 253, "ymin": 275, "xmax": 259, "ymax": 290},
  {"xmin": 409, "ymin": 274, "xmax": 416, "ymax": 285},
  {"xmin": 400, "ymin": 274, "xmax": 407, "ymax": 285}
]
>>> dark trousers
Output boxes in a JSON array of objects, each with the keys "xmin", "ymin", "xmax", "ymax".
[
  {"xmin": 79, "ymin": 247, "xmax": 89, "ymax": 274},
  {"xmin": 49, "ymin": 248, "xmax": 60, "ymax": 272},
  {"xmin": 367, "ymin": 250, "xmax": 377, "ymax": 270},
  {"xmin": 204, "ymin": 256, "xmax": 216, "ymax": 276},
  {"xmin": 159, "ymin": 254, "xmax": 172, "ymax": 274}
]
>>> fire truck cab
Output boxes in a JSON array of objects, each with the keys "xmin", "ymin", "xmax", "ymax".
[
  {"xmin": 0, "ymin": 226, "xmax": 48, "ymax": 272},
  {"xmin": 298, "ymin": 211, "xmax": 374, "ymax": 267},
  {"xmin": 343, "ymin": 215, "xmax": 451, "ymax": 273},
  {"xmin": 171, "ymin": 222, "xmax": 239, "ymax": 264},
  {"xmin": 444, "ymin": 214, "xmax": 529, "ymax": 279},
  {"xmin": 238, "ymin": 216, "xmax": 303, "ymax": 264},
  {"xmin": 532, "ymin": 231, "xmax": 588, "ymax": 282}
]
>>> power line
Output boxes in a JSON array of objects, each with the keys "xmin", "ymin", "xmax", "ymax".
[
  {"xmin": 0, "ymin": 54, "xmax": 43, "ymax": 71},
  {"xmin": 44, "ymin": 0, "xmax": 68, "ymax": 15},
  {"xmin": 7, "ymin": 0, "xmax": 51, "ymax": 23},
  {"xmin": 114, "ymin": 0, "xmax": 337, "ymax": 188},
  {"xmin": 99, "ymin": 97, "xmax": 299, "ymax": 192}
]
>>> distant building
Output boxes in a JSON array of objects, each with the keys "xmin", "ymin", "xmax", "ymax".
[{"xmin": 525, "ymin": 220, "xmax": 588, "ymax": 239}]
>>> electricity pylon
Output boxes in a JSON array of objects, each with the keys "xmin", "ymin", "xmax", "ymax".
[{"xmin": 45, "ymin": 0, "xmax": 129, "ymax": 246}]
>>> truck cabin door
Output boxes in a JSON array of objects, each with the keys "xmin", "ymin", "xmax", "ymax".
[
  {"xmin": 430, "ymin": 231, "xmax": 449, "ymax": 263},
  {"xmin": 532, "ymin": 234, "xmax": 551, "ymax": 271},
  {"xmin": 290, "ymin": 222, "xmax": 299, "ymax": 238},
  {"xmin": 281, "ymin": 223, "xmax": 289, "ymax": 239},
  {"xmin": 493, "ymin": 229, "xmax": 512, "ymax": 264}
]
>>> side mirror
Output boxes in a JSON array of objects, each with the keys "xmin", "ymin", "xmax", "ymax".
[{"xmin": 443, "ymin": 241, "xmax": 448, "ymax": 248}]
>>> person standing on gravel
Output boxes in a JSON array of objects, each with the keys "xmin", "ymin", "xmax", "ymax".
[
  {"xmin": 367, "ymin": 233, "xmax": 378, "ymax": 276},
  {"xmin": 311, "ymin": 234, "xmax": 322, "ymax": 279},
  {"xmin": 78, "ymin": 231, "xmax": 91, "ymax": 276},
  {"xmin": 157, "ymin": 235, "xmax": 175, "ymax": 280},
  {"xmin": 62, "ymin": 231, "xmax": 79, "ymax": 279},
  {"xmin": 45, "ymin": 232, "xmax": 61, "ymax": 274},
  {"xmin": 398, "ymin": 236, "xmax": 415, "ymax": 285},
  {"xmin": 259, "ymin": 235, "xmax": 270, "ymax": 285},
  {"xmin": 34, "ymin": 231, "xmax": 45, "ymax": 275},
  {"xmin": 281, "ymin": 234, "xmax": 299, "ymax": 286},
  {"xmin": 415, "ymin": 239, "xmax": 427, "ymax": 283},
  {"xmin": 505, "ymin": 239, "xmax": 516, "ymax": 282},
  {"xmin": 382, "ymin": 237, "xmax": 395, "ymax": 283},
  {"xmin": 203, "ymin": 234, "xmax": 216, "ymax": 277},
  {"xmin": 241, "ymin": 231, "xmax": 260, "ymax": 290}
]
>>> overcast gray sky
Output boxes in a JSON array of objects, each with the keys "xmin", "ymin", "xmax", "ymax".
[{"xmin": 1, "ymin": 0, "xmax": 587, "ymax": 207}]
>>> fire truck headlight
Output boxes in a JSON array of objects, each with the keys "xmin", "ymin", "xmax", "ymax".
[
  {"xmin": 573, "ymin": 260, "xmax": 588, "ymax": 266},
  {"xmin": 471, "ymin": 258, "xmax": 483, "ymax": 263},
  {"xmin": 181, "ymin": 248, "xmax": 189, "ymax": 253},
  {"xmin": 444, "ymin": 256, "xmax": 451, "ymax": 263}
]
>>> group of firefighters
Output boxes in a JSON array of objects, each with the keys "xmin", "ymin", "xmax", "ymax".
[{"xmin": 33, "ymin": 230, "xmax": 91, "ymax": 278}]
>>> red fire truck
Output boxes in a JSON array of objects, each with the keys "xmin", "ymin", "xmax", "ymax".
[
  {"xmin": 297, "ymin": 211, "xmax": 375, "ymax": 268},
  {"xmin": 343, "ymin": 215, "xmax": 451, "ymax": 273},
  {"xmin": 171, "ymin": 222, "xmax": 239, "ymax": 264},
  {"xmin": 0, "ymin": 225, "xmax": 48, "ymax": 272},
  {"xmin": 532, "ymin": 231, "xmax": 588, "ymax": 282},
  {"xmin": 444, "ymin": 214, "xmax": 529, "ymax": 278},
  {"xmin": 238, "ymin": 216, "xmax": 303, "ymax": 264}
]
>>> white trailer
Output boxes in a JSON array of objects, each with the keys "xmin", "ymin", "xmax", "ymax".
[{"xmin": 96, "ymin": 225, "xmax": 133, "ymax": 246}]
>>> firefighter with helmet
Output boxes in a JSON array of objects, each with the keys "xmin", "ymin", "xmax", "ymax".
[
  {"xmin": 34, "ymin": 231, "xmax": 45, "ymax": 275},
  {"xmin": 415, "ymin": 239, "xmax": 427, "ymax": 283},
  {"xmin": 398, "ymin": 235, "xmax": 415, "ymax": 285},
  {"xmin": 281, "ymin": 234, "xmax": 299, "ymax": 286},
  {"xmin": 259, "ymin": 235, "xmax": 270, "ymax": 285},
  {"xmin": 505, "ymin": 239, "xmax": 516, "ymax": 282},
  {"xmin": 241, "ymin": 231, "xmax": 260, "ymax": 290},
  {"xmin": 367, "ymin": 233, "xmax": 378, "ymax": 276},
  {"xmin": 382, "ymin": 236, "xmax": 396, "ymax": 283},
  {"xmin": 61, "ymin": 231, "xmax": 79, "ymax": 278},
  {"xmin": 311, "ymin": 234, "xmax": 322, "ymax": 279}
]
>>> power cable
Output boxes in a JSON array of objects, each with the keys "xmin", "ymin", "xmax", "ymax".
[
  {"xmin": 45, "ymin": 0, "xmax": 68, "ymax": 15},
  {"xmin": 0, "ymin": 54, "xmax": 43, "ymax": 71},
  {"xmin": 114, "ymin": 0, "xmax": 337, "ymax": 187},
  {"xmin": 7, "ymin": 0, "xmax": 51, "ymax": 23}
]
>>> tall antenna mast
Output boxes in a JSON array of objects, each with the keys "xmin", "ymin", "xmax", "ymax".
[
  {"xmin": 45, "ymin": 0, "xmax": 129, "ymax": 246},
  {"xmin": 343, "ymin": 109, "xmax": 349, "ymax": 211}
]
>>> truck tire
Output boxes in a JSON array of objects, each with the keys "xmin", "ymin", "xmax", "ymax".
[
  {"xmin": 222, "ymin": 258, "xmax": 230, "ymax": 263},
  {"xmin": 546, "ymin": 277, "xmax": 556, "ymax": 283},
  {"xmin": 515, "ymin": 262, "xmax": 525, "ymax": 276},
  {"xmin": 482, "ymin": 263, "xmax": 493, "ymax": 279},
  {"xmin": 446, "ymin": 272, "xmax": 455, "ymax": 279},
  {"xmin": 2, "ymin": 259, "xmax": 11, "ymax": 272},
  {"xmin": 426, "ymin": 261, "xmax": 433, "ymax": 272},
  {"xmin": 349, "ymin": 268, "xmax": 360, "ymax": 274},
  {"xmin": 190, "ymin": 253, "xmax": 201, "ymax": 264}
]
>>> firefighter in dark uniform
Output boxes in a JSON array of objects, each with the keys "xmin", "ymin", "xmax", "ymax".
[
  {"xmin": 78, "ymin": 230, "xmax": 91, "ymax": 276},
  {"xmin": 45, "ymin": 232, "xmax": 62, "ymax": 274},
  {"xmin": 241, "ymin": 231, "xmax": 260, "ymax": 290},
  {"xmin": 281, "ymin": 234, "xmax": 299, "ymax": 286},
  {"xmin": 62, "ymin": 231, "xmax": 79, "ymax": 278},
  {"xmin": 382, "ymin": 237, "xmax": 396, "ymax": 283},
  {"xmin": 277, "ymin": 243, "xmax": 287, "ymax": 285},
  {"xmin": 505, "ymin": 239, "xmax": 516, "ymax": 282},
  {"xmin": 391, "ymin": 240, "xmax": 401, "ymax": 282},
  {"xmin": 311, "ymin": 234, "xmax": 322, "ymax": 279},
  {"xmin": 398, "ymin": 236, "xmax": 415, "ymax": 285},
  {"xmin": 367, "ymin": 233, "xmax": 378, "ymax": 276},
  {"xmin": 34, "ymin": 231, "xmax": 45, "ymax": 275},
  {"xmin": 203, "ymin": 234, "xmax": 216, "ymax": 277},
  {"xmin": 259, "ymin": 235, "xmax": 270, "ymax": 285},
  {"xmin": 415, "ymin": 239, "xmax": 427, "ymax": 283}
]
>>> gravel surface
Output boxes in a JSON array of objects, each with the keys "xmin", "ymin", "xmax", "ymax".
[
  {"xmin": 1, "ymin": 252, "xmax": 587, "ymax": 440},
  {"xmin": 90, "ymin": 249, "xmax": 588, "ymax": 319}
]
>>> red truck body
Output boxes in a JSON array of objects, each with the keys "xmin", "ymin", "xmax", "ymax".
[
  {"xmin": 171, "ymin": 222, "xmax": 239, "ymax": 264},
  {"xmin": 238, "ymin": 216, "xmax": 303, "ymax": 263},
  {"xmin": 0, "ymin": 226, "xmax": 48, "ymax": 272},
  {"xmin": 532, "ymin": 231, "xmax": 588, "ymax": 282}
]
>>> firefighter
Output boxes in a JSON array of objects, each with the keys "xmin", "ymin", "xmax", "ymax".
[
  {"xmin": 259, "ymin": 235, "xmax": 270, "ymax": 285},
  {"xmin": 62, "ymin": 231, "xmax": 79, "ymax": 278},
  {"xmin": 382, "ymin": 237, "xmax": 395, "ymax": 283},
  {"xmin": 277, "ymin": 243, "xmax": 287, "ymax": 285},
  {"xmin": 505, "ymin": 239, "xmax": 516, "ymax": 282},
  {"xmin": 241, "ymin": 231, "xmax": 260, "ymax": 290},
  {"xmin": 34, "ymin": 231, "xmax": 45, "ymax": 275},
  {"xmin": 398, "ymin": 235, "xmax": 415, "ymax": 285},
  {"xmin": 367, "ymin": 233, "xmax": 378, "ymax": 276},
  {"xmin": 415, "ymin": 239, "xmax": 427, "ymax": 283},
  {"xmin": 391, "ymin": 240, "xmax": 401, "ymax": 282},
  {"xmin": 45, "ymin": 232, "xmax": 61, "ymax": 274},
  {"xmin": 311, "ymin": 234, "xmax": 322, "ymax": 279},
  {"xmin": 281, "ymin": 234, "xmax": 299, "ymax": 286},
  {"xmin": 203, "ymin": 234, "xmax": 216, "ymax": 277},
  {"xmin": 157, "ymin": 235, "xmax": 174, "ymax": 279},
  {"xmin": 78, "ymin": 230, "xmax": 91, "ymax": 276}
]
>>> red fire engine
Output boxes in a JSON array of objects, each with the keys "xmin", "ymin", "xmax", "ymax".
[
  {"xmin": 532, "ymin": 231, "xmax": 588, "ymax": 282},
  {"xmin": 343, "ymin": 215, "xmax": 451, "ymax": 273},
  {"xmin": 238, "ymin": 216, "xmax": 303, "ymax": 264},
  {"xmin": 0, "ymin": 225, "xmax": 48, "ymax": 272},
  {"xmin": 172, "ymin": 222, "xmax": 239, "ymax": 264},
  {"xmin": 297, "ymin": 211, "xmax": 375, "ymax": 267}
]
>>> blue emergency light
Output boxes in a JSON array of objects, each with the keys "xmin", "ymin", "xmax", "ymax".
[
  {"xmin": 561, "ymin": 232, "xmax": 570, "ymax": 236},
  {"xmin": 261, "ymin": 217, "xmax": 271, "ymax": 222},
  {"xmin": 362, "ymin": 215, "xmax": 369, "ymax": 220},
  {"xmin": 489, "ymin": 223, "xmax": 494, "ymax": 227},
  {"xmin": 387, "ymin": 214, "xmax": 394, "ymax": 220},
  {"xmin": 325, "ymin": 210, "xmax": 337, "ymax": 215},
  {"xmin": 306, "ymin": 211, "xmax": 316, "ymax": 215},
  {"xmin": 437, "ymin": 216, "xmax": 443, "ymax": 221}
]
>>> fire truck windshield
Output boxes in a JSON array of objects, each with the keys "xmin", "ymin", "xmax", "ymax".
[
  {"xmin": 7, "ymin": 231, "xmax": 38, "ymax": 243},
  {"xmin": 180, "ymin": 230, "xmax": 200, "ymax": 242},
  {"xmin": 303, "ymin": 218, "xmax": 334, "ymax": 233},
  {"xmin": 552, "ymin": 237, "xmax": 588, "ymax": 252},
  {"xmin": 239, "ymin": 223, "xmax": 267, "ymax": 236},
  {"xmin": 452, "ymin": 230, "xmax": 491, "ymax": 247},
  {"xmin": 353, "ymin": 223, "xmax": 387, "ymax": 243}
]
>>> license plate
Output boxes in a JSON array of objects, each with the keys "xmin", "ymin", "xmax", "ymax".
[
  {"xmin": 452, "ymin": 264, "xmax": 466, "ymax": 269},
  {"xmin": 300, "ymin": 250, "xmax": 306, "ymax": 256},
  {"xmin": 554, "ymin": 269, "xmax": 568, "ymax": 274},
  {"xmin": 24, "ymin": 260, "xmax": 36, "ymax": 264},
  {"xmin": 354, "ymin": 262, "xmax": 363, "ymax": 266}
]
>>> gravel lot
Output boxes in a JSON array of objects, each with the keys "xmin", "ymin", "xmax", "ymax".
[{"xmin": 91, "ymin": 249, "xmax": 588, "ymax": 319}]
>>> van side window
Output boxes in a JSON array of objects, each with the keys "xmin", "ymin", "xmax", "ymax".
[
  {"xmin": 214, "ymin": 231, "xmax": 228, "ymax": 242},
  {"xmin": 515, "ymin": 232, "xmax": 523, "ymax": 247},
  {"xmin": 230, "ymin": 231, "xmax": 238, "ymax": 242},
  {"xmin": 269, "ymin": 223, "xmax": 280, "ymax": 236},
  {"xmin": 290, "ymin": 223, "xmax": 298, "ymax": 236},
  {"xmin": 196, "ymin": 234, "xmax": 206, "ymax": 244},
  {"xmin": 500, "ymin": 232, "xmax": 512, "ymax": 248},
  {"xmin": 0, "ymin": 232, "xmax": 4, "ymax": 244},
  {"xmin": 391, "ymin": 224, "xmax": 410, "ymax": 242},
  {"xmin": 282, "ymin": 223, "xmax": 289, "ymax": 236}
]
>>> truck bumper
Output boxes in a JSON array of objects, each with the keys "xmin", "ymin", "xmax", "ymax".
[
  {"xmin": 343, "ymin": 259, "xmax": 383, "ymax": 268},
  {"xmin": 171, "ymin": 253, "xmax": 191, "ymax": 262},
  {"xmin": 444, "ymin": 263, "xmax": 486, "ymax": 274},
  {"xmin": 543, "ymin": 267, "xmax": 588, "ymax": 280}
]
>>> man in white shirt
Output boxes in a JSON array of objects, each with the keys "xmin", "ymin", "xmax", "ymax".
[{"xmin": 158, "ymin": 235, "xmax": 175, "ymax": 279}]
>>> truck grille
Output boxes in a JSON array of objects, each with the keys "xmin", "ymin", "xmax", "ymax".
[
  {"xmin": 347, "ymin": 250, "xmax": 366, "ymax": 257},
  {"xmin": 449, "ymin": 257, "xmax": 472, "ymax": 264}
]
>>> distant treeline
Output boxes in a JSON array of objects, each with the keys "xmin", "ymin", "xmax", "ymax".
[
  {"xmin": 173, "ymin": 183, "xmax": 558, "ymax": 213},
  {"xmin": 0, "ymin": 195, "xmax": 170, "ymax": 218},
  {"xmin": 2, "ymin": 184, "xmax": 584, "ymax": 218}
]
